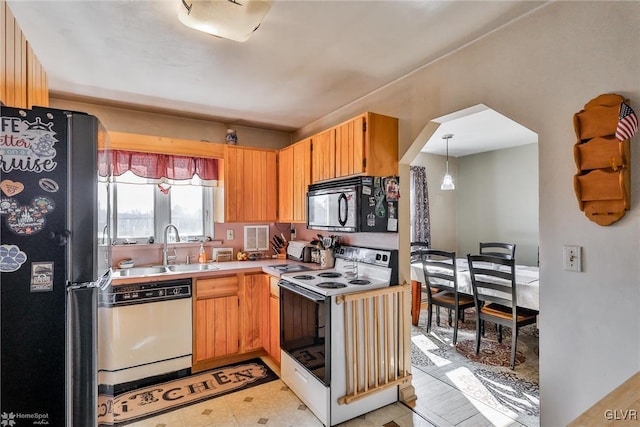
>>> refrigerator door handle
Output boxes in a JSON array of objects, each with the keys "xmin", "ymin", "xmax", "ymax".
[
  {"xmin": 66, "ymin": 283, "xmax": 98, "ymax": 427},
  {"xmin": 49, "ymin": 229, "xmax": 71, "ymax": 246}
]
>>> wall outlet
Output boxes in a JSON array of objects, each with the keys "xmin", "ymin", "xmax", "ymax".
[
  {"xmin": 563, "ymin": 245, "xmax": 581, "ymax": 272},
  {"xmin": 226, "ymin": 229, "xmax": 234, "ymax": 240}
]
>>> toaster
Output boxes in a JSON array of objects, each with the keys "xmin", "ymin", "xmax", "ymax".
[
  {"xmin": 212, "ymin": 247, "xmax": 233, "ymax": 262},
  {"xmin": 286, "ymin": 241, "xmax": 313, "ymax": 263}
]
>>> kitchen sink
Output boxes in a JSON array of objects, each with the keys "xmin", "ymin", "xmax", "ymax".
[
  {"xmin": 166, "ymin": 263, "xmax": 219, "ymax": 272},
  {"xmin": 112, "ymin": 263, "xmax": 219, "ymax": 278},
  {"xmin": 112, "ymin": 266, "xmax": 169, "ymax": 277}
]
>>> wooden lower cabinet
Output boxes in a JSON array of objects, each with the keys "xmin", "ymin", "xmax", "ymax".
[
  {"xmin": 193, "ymin": 272, "xmax": 274, "ymax": 371},
  {"xmin": 194, "ymin": 295, "xmax": 239, "ymax": 362},
  {"xmin": 193, "ymin": 275, "xmax": 240, "ymax": 364},
  {"xmin": 268, "ymin": 276, "xmax": 281, "ymax": 364},
  {"xmin": 240, "ymin": 273, "xmax": 269, "ymax": 353}
]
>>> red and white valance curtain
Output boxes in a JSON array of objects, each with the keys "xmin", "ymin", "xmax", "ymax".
[{"xmin": 99, "ymin": 150, "xmax": 220, "ymax": 186}]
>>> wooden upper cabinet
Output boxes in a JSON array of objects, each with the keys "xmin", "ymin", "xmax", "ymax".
[
  {"xmin": 1, "ymin": 2, "xmax": 48, "ymax": 108},
  {"xmin": 279, "ymin": 138, "xmax": 311, "ymax": 223},
  {"xmin": 311, "ymin": 112, "xmax": 398, "ymax": 184},
  {"xmin": 361, "ymin": 112, "xmax": 398, "ymax": 177},
  {"xmin": 311, "ymin": 128, "xmax": 336, "ymax": 183},
  {"xmin": 336, "ymin": 115, "xmax": 364, "ymax": 178},
  {"xmin": 224, "ymin": 145, "xmax": 277, "ymax": 223},
  {"xmin": 278, "ymin": 144, "xmax": 294, "ymax": 222}
]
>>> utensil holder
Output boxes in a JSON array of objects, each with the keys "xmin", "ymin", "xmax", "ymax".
[{"xmin": 320, "ymin": 250, "xmax": 334, "ymax": 268}]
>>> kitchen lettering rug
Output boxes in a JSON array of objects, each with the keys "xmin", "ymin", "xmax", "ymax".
[{"xmin": 97, "ymin": 358, "xmax": 278, "ymax": 426}]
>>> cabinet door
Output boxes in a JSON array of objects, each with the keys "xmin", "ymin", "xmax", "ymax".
[
  {"xmin": 194, "ymin": 295, "xmax": 239, "ymax": 362},
  {"xmin": 278, "ymin": 145, "xmax": 294, "ymax": 222},
  {"xmin": 240, "ymin": 273, "xmax": 269, "ymax": 352},
  {"xmin": 311, "ymin": 129, "xmax": 336, "ymax": 183},
  {"xmin": 292, "ymin": 138, "xmax": 311, "ymax": 222},
  {"xmin": 269, "ymin": 294, "xmax": 280, "ymax": 364},
  {"xmin": 336, "ymin": 115, "xmax": 365, "ymax": 178},
  {"xmin": 1, "ymin": 3, "xmax": 27, "ymax": 108},
  {"xmin": 225, "ymin": 146, "xmax": 277, "ymax": 222},
  {"xmin": 279, "ymin": 138, "xmax": 311, "ymax": 223}
]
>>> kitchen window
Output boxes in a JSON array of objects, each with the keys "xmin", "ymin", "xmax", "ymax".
[
  {"xmin": 110, "ymin": 174, "xmax": 215, "ymax": 244},
  {"xmin": 100, "ymin": 150, "xmax": 220, "ymax": 244}
]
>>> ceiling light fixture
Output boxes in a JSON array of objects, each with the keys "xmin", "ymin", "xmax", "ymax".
[
  {"xmin": 177, "ymin": 0, "xmax": 272, "ymax": 42},
  {"xmin": 441, "ymin": 133, "xmax": 455, "ymax": 191}
]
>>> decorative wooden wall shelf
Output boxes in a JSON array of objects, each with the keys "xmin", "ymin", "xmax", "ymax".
[{"xmin": 573, "ymin": 94, "xmax": 632, "ymax": 226}]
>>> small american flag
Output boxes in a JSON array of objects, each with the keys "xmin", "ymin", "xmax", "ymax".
[{"xmin": 615, "ymin": 102, "xmax": 638, "ymax": 141}]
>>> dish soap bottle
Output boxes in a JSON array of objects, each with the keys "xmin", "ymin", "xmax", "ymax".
[{"xmin": 198, "ymin": 243, "xmax": 206, "ymax": 264}]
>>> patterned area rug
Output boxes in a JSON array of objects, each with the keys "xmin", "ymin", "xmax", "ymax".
[
  {"xmin": 411, "ymin": 307, "xmax": 539, "ymax": 427},
  {"xmin": 97, "ymin": 358, "xmax": 278, "ymax": 426}
]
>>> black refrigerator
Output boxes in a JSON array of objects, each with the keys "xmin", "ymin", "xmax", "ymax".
[{"xmin": 1, "ymin": 105, "xmax": 111, "ymax": 426}]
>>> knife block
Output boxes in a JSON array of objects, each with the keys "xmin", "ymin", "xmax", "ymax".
[{"xmin": 277, "ymin": 243, "xmax": 287, "ymax": 259}]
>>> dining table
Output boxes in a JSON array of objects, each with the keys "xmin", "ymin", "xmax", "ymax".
[{"xmin": 410, "ymin": 258, "xmax": 539, "ymax": 326}]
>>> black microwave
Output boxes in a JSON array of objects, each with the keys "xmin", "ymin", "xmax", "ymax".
[{"xmin": 306, "ymin": 176, "xmax": 399, "ymax": 233}]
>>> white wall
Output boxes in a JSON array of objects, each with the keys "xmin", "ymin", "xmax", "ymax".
[
  {"xmin": 50, "ymin": 98, "xmax": 292, "ymax": 149},
  {"xmin": 457, "ymin": 144, "xmax": 538, "ymax": 266},
  {"xmin": 411, "ymin": 152, "xmax": 457, "ymax": 251},
  {"xmin": 295, "ymin": 2, "xmax": 640, "ymax": 424}
]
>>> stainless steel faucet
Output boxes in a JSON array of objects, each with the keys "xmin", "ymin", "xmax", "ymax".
[{"xmin": 162, "ymin": 224, "xmax": 181, "ymax": 265}]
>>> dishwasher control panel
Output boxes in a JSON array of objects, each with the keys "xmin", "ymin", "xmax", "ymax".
[{"xmin": 99, "ymin": 279, "xmax": 192, "ymax": 306}]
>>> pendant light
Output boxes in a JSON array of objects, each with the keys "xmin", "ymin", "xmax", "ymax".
[{"xmin": 440, "ymin": 134, "xmax": 455, "ymax": 191}]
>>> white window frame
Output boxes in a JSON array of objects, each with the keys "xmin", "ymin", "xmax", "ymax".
[{"xmin": 112, "ymin": 182, "xmax": 215, "ymax": 245}]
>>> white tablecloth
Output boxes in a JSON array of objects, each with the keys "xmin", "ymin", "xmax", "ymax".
[{"xmin": 410, "ymin": 258, "xmax": 539, "ymax": 311}]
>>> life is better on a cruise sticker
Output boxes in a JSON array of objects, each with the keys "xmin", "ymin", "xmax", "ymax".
[{"xmin": 1, "ymin": 115, "xmax": 58, "ymax": 174}]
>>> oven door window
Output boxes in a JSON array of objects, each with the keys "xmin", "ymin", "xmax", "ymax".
[{"xmin": 280, "ymin": 287, "xmax": 329, "ymax": 385}]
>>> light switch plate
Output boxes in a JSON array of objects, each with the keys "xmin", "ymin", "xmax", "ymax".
[
  {"xmin": 563, "ymin": 245, "xmax": 581, "ymax": 272},
  {"xmin": 226, "ymin": 229, "xmax": 234, "ymax": 240}
]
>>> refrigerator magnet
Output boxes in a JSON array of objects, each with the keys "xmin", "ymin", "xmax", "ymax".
[
  {"xmin": 38, "ymin": 178, "xmax": 59, "ymax": 193},
  {"xmin": 0, "ymin": 179, "xmax": 25, "ymax": 197},
  {"xmin": 384, "ymin": 177, "xmax": 400, "ymax": 201},
  {"xmin": 0, "ymin": 196, "xmax": 54, "ymax": 235},
  {"xmin": 0, "ymin": 244, "xmax": 27, "ymax": 272},
  {"xmin": 30, "ymin": 262, "xmax": 54, "ymax": 292},
  {"xmin": 387, "ymin": 218, "xmax": 398, "ymax": 232}
]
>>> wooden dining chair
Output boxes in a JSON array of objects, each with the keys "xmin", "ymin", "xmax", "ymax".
[
  {"xmin": 479, "ymin": 242, "xmax": 516, "ymax": 260},
  {"xmin": 410, "ymin": 242, "xmax": 431, "ymax": 324},
  {"xmin": 467, "ymin": 254, "xmax": 538, "ymax": 369},
  {"xmin": 414, "ymin": 249, "xmax": 474, "ymax": 344}
]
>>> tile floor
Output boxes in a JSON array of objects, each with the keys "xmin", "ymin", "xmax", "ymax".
[{"xmin": 123, "ymin": 356, "xmax": 530, "ymax": 427}]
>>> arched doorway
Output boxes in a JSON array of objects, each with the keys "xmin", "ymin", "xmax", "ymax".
[{"xmin": 402, "ymin": 104, "xmax": 540, "ymax": 426}]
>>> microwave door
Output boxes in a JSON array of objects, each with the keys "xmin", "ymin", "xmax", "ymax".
[
  {"xmin": 308, "ymin": 190, "xmax": 357, "ymax": 231},
  {"xmin": 337, "ymin": 193, "xmax": 348, "ymax": 226}
]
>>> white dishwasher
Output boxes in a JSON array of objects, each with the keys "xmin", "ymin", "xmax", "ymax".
[{"xmin": 98, "ymin": 278, "xmax": 192, "ymax": 392}]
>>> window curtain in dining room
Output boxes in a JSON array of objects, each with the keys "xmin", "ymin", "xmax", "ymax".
[
  {"xmin": 98, "ymin": 150, "xmax": 220, "ymax": 186},
  {"xmin": 410, "ymin": 165, "xmax": 430, "ymax": 245}
]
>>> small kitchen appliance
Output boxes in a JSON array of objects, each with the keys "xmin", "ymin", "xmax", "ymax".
[
  {"xmin": 286, "ymin": 240, "xmax": 314, "ymax": 262},
  {"xmin": 307, "ymin": 176, "xmax": 399, "ymax": 233},
  {"xmin": 212, "ymin": 247, "xmax": 233, "ymax": 262},
  {"xmin": 1, "ymin": 106, "xmax": 112, "ymax": 425},
  {"xmin": 278, "ymin": 245, "xmax": 399, "ymax": 425}
]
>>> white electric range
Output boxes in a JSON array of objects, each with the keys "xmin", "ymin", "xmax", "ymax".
[{"xmin": 278, "ymin": 245, "xmax": 399, "ymax": 426}]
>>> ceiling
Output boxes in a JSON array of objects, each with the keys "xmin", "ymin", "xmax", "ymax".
[
  {"xmin": 8, "ymin": 1, "xmax": 546, "ymax": 134},
  {"xmin": 420, "ymin": 104, "xmax": 539, "ymax": 157}
]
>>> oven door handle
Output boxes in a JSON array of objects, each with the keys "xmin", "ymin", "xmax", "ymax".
[
  {"xmin": 338, "ymin": 192, "xmax": 348, "ymax": 226},
  {"xmin": 278, "ymin": 280, "xmax": 326, "ymax": 302}
]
